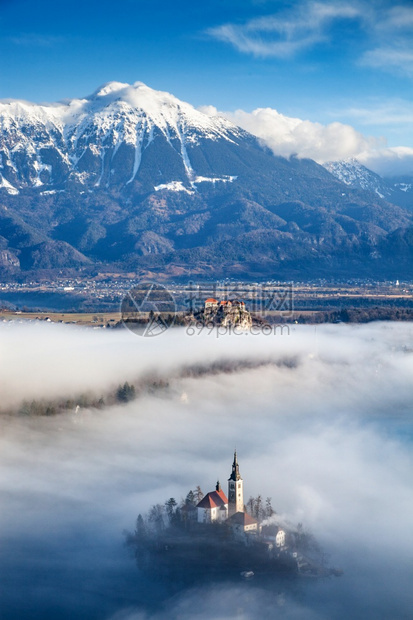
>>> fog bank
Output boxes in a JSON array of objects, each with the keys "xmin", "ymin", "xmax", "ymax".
[{"xmin": 0, "ymin": 322, "xmax": 412, "ymax": 619}]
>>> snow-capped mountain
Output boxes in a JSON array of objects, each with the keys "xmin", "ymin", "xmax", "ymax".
[
  {"xmin": 0, "ymin": 81, "xmax": 248, "ymax": 193},
  {"xmin": 0, "ymin": 82, "xmax": 412, "ymax": 280},
  {"xmin": 324, "ymin": 158, "xmax": 413, "ymax": 211}
]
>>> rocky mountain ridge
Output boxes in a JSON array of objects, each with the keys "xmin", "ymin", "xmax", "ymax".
[{"xmin": 324, "ymin": 158, "xmax": 413, "ymax": 212}]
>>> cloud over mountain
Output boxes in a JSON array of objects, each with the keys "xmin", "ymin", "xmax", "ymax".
[
  {"xmin": 358, "ymin": 146, "xmax": 413, "ymax": 177},
  {"xmin": 200, "ymin": 104, "xmax": 413, "ymax": 176},
  {"xmin": 201, "ymin": 105, "xmax": 378, "ymax": 164}
]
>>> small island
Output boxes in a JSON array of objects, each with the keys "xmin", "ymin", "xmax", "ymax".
[{"xmin": 126, "ymin": 452, "xmax": 342, "ymax": 585}]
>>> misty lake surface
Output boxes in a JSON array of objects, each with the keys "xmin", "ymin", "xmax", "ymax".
[{"xmin": 0, "ymin": 321, "xmax": 412, "ymax": 619}]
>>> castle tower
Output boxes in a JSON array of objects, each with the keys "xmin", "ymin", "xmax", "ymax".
[{"xmin": 228, "ymin": 451, "xmax": 244, "ymax": 516}]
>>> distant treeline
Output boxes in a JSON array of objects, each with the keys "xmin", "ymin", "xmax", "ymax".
[
  {"xmin": 294, "ymin": 307, "xmax": 413, "ymax": 324},
  {"xmin": 12, "ymin": 381, "xmax": 137, "ymax": 418},
  {"xmin": 261, "ymin": 306, "xmax": 413, "ymax": 324},
  {"xmin": 3, "ymin": 357, "xmax": 298, "ymax": 418},
  {"xmin": 5, "ymin": 379, "xmax": 165, "ymax": 418},
  {"xmin": 119, "ymin": 306, "xmax": 413, "ymax": 329}
]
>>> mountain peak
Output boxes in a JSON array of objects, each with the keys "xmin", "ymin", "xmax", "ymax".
[
  {"xmin": 0, "ymin": 80, "xmax": 246, "ymax": 194},
  {"xmin": 92, "ymin": 81, "xmax": 131, "ymax": 98},
  {"xmin": 89, "ymin": 80, "xmax": 181, "ymax": 108}
]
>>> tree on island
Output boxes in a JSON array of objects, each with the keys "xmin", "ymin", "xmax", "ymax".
[
  {"xmin": 165, "ymin": 497, "xmax": 178, "ymax": 523},
  {"xmin": 194, "ymin": 486, "xmax": 204, "ymax": 503},
  {"xmin": 116, "ymin": 382, "xmax": 136, "ymax": 403},
  {"xmin": 148, "ymin": 503, "xmax": 165, "ymax": 533},
  {"xmin": 184, "ymin": 490, "xmax": 196, "ymax": 506},
  {"xmin": 295, "ymin": 522, "xmax": 321, "ymax": 554},
  {"xmin": 135, "ymin": 514, "xmax": 146, "ymax": 539},
  {"xmin": 246, "ymin": 495, "xmax": 275, "ymax": 521}
]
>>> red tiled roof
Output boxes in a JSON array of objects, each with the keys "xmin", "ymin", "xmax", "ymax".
[
  {"xmin": 197, "ymin": 495, "xmax": 217, "ymax": 509},
  {"xmin": 215, "ymin": 488, "xmax": 228, "ymax": 504},
  {"xmin": 196, "ymin": 489, "xmax": 228, "ymax": 510},
  {"xmin": 205, "ymin": 298, "xmax": 218, "ymax": 303},
  {"xmin": 228, "ymin": 511, "xmax": 257, "ymax": 526}
]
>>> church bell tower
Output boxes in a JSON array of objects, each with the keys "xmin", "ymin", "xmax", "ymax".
[{"xmin": 228, "ymin": 451, "xmax": 244, "ymax": 516}]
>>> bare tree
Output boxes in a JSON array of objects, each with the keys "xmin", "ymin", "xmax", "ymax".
[
  {"xmin": 148, "ymin": 503, "xmax": 165, "ymax": 533},
  {"xmin": 254, "ymin": 495, "xmax": 263, "ymax": 521},
  {"xmin": 265, "ymin": 497, "xmax": 275, "ymax": 518},
  {"xmin": 246, "ymin": 496, "xmax": 255, "ymax": 516}
]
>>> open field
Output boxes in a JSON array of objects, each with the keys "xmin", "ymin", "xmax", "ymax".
[{"xmin": 0, "ymin": 311, "xmax": 122, "ymax": 327}]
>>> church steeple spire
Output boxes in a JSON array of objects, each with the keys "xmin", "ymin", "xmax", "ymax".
[
  {"xmin": 229, "ymin": 450, "xmax": 241, "ymax": 481},
  {"xmin": 228, "ymin": 450, "xmax": 244, "ymax": 515}
]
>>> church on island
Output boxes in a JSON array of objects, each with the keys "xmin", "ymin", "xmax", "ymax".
[
  {"xmin": 196, "ymin": 452, "xmax": 259, "ymax": 535},
  {"xmin": 128, "ymin": 452, "xmax": 340, "ymax": 580}
]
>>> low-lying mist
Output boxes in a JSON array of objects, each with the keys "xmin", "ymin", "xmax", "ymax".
[{"xmin": 1, "ymin": 321, "xmax": 412, "ymax": 619}]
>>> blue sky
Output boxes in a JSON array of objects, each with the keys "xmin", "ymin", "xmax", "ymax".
[{"xmin": 1, "ymin": 0, "xmax": 412, "ymax": 154}]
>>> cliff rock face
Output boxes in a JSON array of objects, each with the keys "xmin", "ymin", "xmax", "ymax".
[{"xmin": 201, "ymin": 302, "xmax": 253, "ymax": 329}]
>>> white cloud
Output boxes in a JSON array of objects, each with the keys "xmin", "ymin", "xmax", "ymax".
[
  {"xmin": 199, "ymin": 103, "xmax": 413, "ymax": 175},
  {"xmin": 360, "ymin": 45, "xmax": 413, "ymax": 77},
  {"xmin": 383, "ymin": 5, "xmax": 413, "ymax": 29},
  {"xmin": 208, "ymin": 1, "xmax": 413, "ymax": 78},
  {"xmin": 339, "ymin": 99, "xmax": 413, "ymax": 126},
  {"xmin": 227, "ymin": 107, "xmax": 379, "ymax": 163},
  {"xmin": 200, "ymin": 104, "xmax": 376, "ymax": 164},
  {"xmin": 358, "ymin": 146, "xmax": 413, "ymax": 177},
  {"xmin": 359, "ymin": 5, "xmax": 413, "ymax": 77},
  {"xmin": 207, "ymin": 1, "xmax": 363, "ymax": 58}
]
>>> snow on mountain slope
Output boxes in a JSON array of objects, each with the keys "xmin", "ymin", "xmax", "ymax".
[
  {"xmin": 0, "ymin": 82, "xmax": 245, "ymax": 191},
  {"xmin": 324, "ymin": 158, "xmax": 413, "ymax": 211},
  {"xmin": 323, "ymin": 158, "xmax": 393, "ymax": 199}
]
